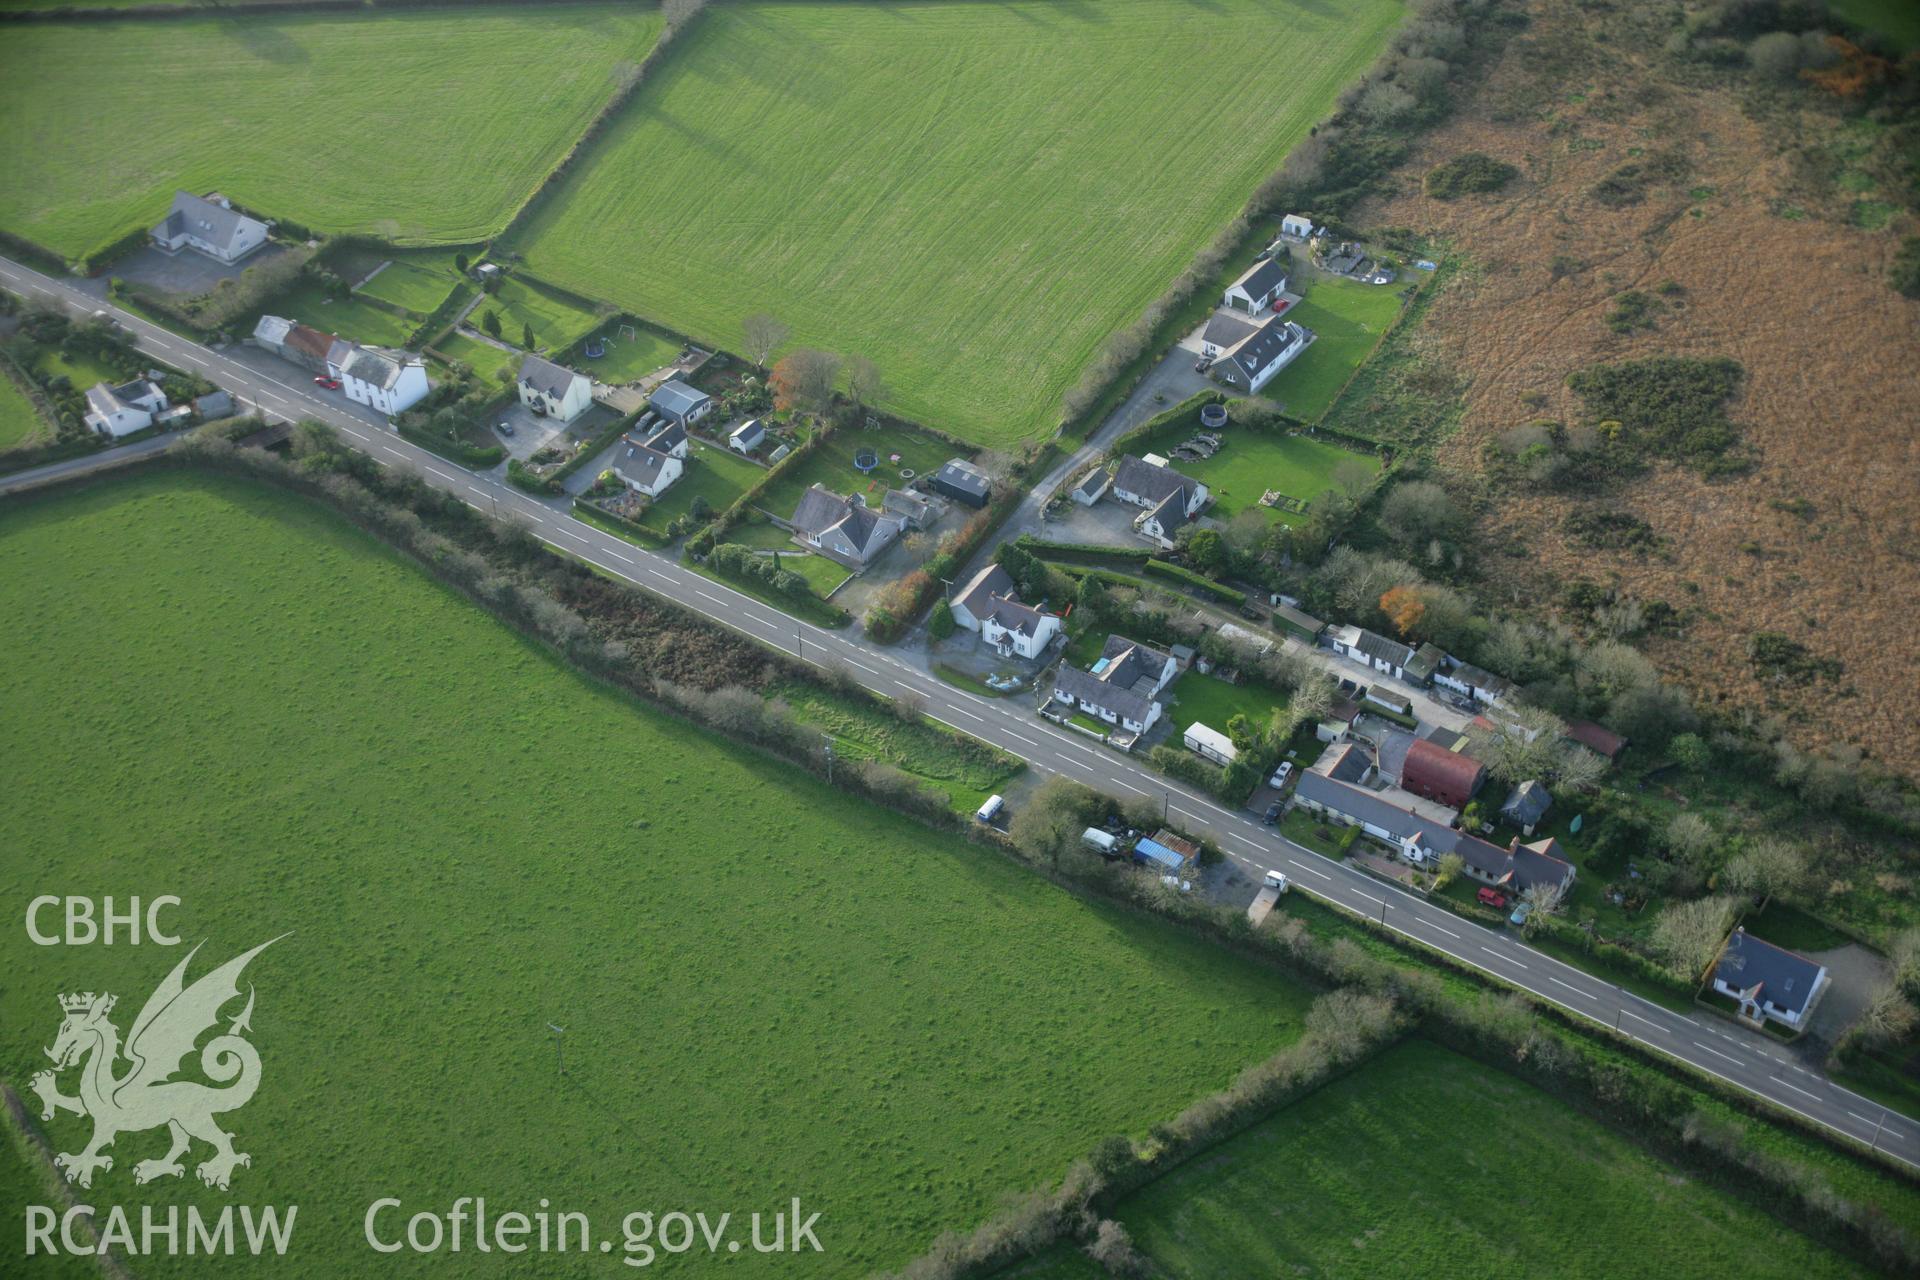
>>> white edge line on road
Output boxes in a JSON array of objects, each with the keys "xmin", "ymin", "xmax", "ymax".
[
  {"xmin": 13, "ymin": 255, "xmax": 1919, "ymax": 1174},
  {"xmin": 1692, "ymin": 1040, "xmax": 1745, "ymax": 1067}
]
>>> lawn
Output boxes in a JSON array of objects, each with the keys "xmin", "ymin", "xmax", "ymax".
[
  {"xmin": 644, "ymin": 438, "xmax": 769, "ymax": 526},
  {"xmin": 1165, "ymin": 670, "xmax": 1288, "ymax": 739},
  {"xmin": 1108, "ymin": 1038, "xmax": 1869, "ymax": 1279},
  {"xmin": 756, "ymin": 421, "xmax": 961, "ymax": 520},
  {"xmin": 512, "ymin": 0, "xmax": 1405, "ymax": 447},
  {"xmin": 351, "ymin": 251, "xmax": 467, "ymax": 317},
  {"xmin": 475, "ymin": 275, "xmax": 605, "ymax": 355},
  {"xmin": 784, "ymin": 551, "xmax": 852, "ymax": 597},
  {"xmin": 1267, "ymin": 274, "xmax": 1410, "ymax": 421},
  {"xmin": 1134, "ymin": 413, "xmax": 1380, "ymax": 526},
  {"xmin": 0, "ymin": 370, "xmax": 50, "ymax": 451},
  {"xmin": 32, "ymin": 347, "xmax": 128, "ymax": 392},
  {"xmin": 572, "ymin": 318, "xmax": 685, "ymax": 383},
  {"xmin": 269, "ymin": 278, "xmax": 417, "ymax": 349},
  {"xmin": 430, "ymin": 329, "xmax": 520, "ymax": 386},
  {"xmin": 0, "ymin": 5, "xmax": 663, "ymax": 259},
  {"xmin": 0, "ymin": 470, "xmax": 1315, "ymax": 1277}
]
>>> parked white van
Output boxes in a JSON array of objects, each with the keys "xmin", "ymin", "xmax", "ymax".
[
  {"xmin": 975, "ymin": 794, "xmax": 1004, "ymax": 825},
  {"xmin": 1081, "ymin": 827, "xmax": 1118, "ymax": 854}
]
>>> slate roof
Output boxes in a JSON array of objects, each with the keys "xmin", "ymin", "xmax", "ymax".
[
  {"xmin": 790, "ymin": 485, "xmax": 897, "ymax": 558},
  {"xmin": 1072, "ymin": 467, "xmax": 1111, "ymax": 501},
  {"xmin": 1217, "ymin": 316, "xmax": 1304, "ymax": 382},
  {"xmin": 982, "ymin": 594, "xmax": 1049, "ymax": 638},
  {"xmin": 1714, "ymin": 929, "xmax": 1826, "ymax": 1019},
  {"xmin": 193, "ymin": 390, "xmax": 234, "ymax": 419},
  {"xmin": 643, "ymin": 419, "xmax": 687, "ymax": 455},
  {"xmin": 1112, "ymin": 454, "xmax": 1197, "ymax": 507},
  {"xmin": 1346, "ymin": 627, "xmax": 1415, "ymax": 669},
  {"xmin": 954, "ymin": 563, "xmax": 1017, "ymax": 621},
  {"xmin": 1320, "ymin": 743, "xmax": 1372, "ymax": 784},
  {"xmin": 617, "ymin": 443, "xmax": 672, "ymax": 486},
  {"xmin": 1202, "ymin": 310, "xmax": 1260, "ymax": 350},
  {"xmin": 730, "ymin": 419, "xmax": 766, "ymax": 447},
  {"xmin": 1054, "ymin": 634, "xmax": 1174, "ymax": 724},
  {"xmin": 518, "ymin": 353, "xmax": 583, "ymax": 399},
  {"xmin": 648, "ymin": 379, "xmax": 710, "ymax": 420},
  {"xmin": 1229, "ymin": 256, "xmax": 1289, "ymax": 301},
  {"xmin": 1293, "ymin": 773, "xmax": 1573, "ymax": 892},
  {"xmin": 344, "ymin": 347, "xmax": 409, "ymax": 391},
  {"xmin": 1100, "ymin": 634, "xmax": 1174, "ymax": 691},
  {"xmin": 153, "ymin": 190, "xmax": 261, "ymax": 254},
  {"xmin": 1501, "ymin": 780, "xmax": 1553, "ymax": 828}
]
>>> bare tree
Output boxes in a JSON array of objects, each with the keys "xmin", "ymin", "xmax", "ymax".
[
  {"xmin": 1520, "ymin": 881, "xmax": 1564, "ymax": 934},
  {"xmin": 844, "ymin": 354, "xmax": 886, "ymax": 407},
  {"xmin": 1554, "ymin": 744, "xmax": 1609, "ymax": 793},
  {"xmin": 741, "ymin": 312, "xmax": 790, "ymax": 371},
  {"xmin": 1720, "ymin": 836, "xmax": 1808, "ymax": 909},
  {"xmin": 1086, "ymin": 1219, "xmax": 1153, "ymax": 1278},
  {"xmin": 1665, "ymin": 812, "xmax": 1718, "ymax": 863},
  {"xmin": 1889, "ymin": 927, "xmax": 1920, "ymax": 995},
  {"xmin": 892, "ymin": 690, "xmax": 927, "ymax": 724},
  {"xmin": 1852, "ymin": 980, "xmax": 1919, "ymax": 1049},
  {"xmin": 1650, "ymin": 895, "xmax": 1738, "ymax": 983}
]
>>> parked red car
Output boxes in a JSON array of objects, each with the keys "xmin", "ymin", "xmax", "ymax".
[
  {"xmin": 313, "ymin": 376, "xmax": 341, "ymax": 390},
  {"xmin": 1476, "ymin": 887, "xmax": 1508, "ymax": 909}
]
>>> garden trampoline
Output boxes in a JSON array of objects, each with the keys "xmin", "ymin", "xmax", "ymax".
[
  {"xmin": 1200, "ymin": 403, "xmax": 1228, "ymax": 429},
  {"xmin": 853, "ymin": 449, "xmax": 879, "ymax": 473}
]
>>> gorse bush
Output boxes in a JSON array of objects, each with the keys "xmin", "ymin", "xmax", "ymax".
[{"xmin": 1423, "ymin": 151, "xmax": 1518, "ymax": 199}]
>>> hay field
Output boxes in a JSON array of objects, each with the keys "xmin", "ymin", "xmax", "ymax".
[{"xmin": 513, "ymin": 0, "xmax": 1404, "ymax": 447}]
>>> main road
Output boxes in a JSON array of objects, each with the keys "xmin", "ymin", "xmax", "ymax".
[{"xmin": 6, "ymin": 254, "xmax": 1916, "ymax": 1172}]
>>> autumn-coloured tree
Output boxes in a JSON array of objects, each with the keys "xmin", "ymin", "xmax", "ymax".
[
  {"xmin": 769, "ymin": 348, "xmax": 841, "ymax": 414},
  {"xmin": 1380, "ymin": 584, "xmax": 1425, "ymax": 637},
  {"xmin": 1801, "ymin": 37, "xmax": 1893, "ymax": 98}
]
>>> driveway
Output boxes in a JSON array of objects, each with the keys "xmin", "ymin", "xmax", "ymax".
[{"xmin": 114, "ymin": 243, "xmax": 292, "ymax": 296}]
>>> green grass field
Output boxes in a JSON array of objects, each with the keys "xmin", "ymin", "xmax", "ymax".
[
  {"xmin": 784, "ymin": 551, "xmax": 852, "ymax": 597},
  {"xmin": 352, "ymin": 252, "xmax": 466, "ymax": 317},
  {"xmin": 0, "ymin": 470, "xmax": 1315, "ymax": 1276},
  {"xmin": 476, "ymin": 276, "xmax": 604, "ymax": 355},
  {"xmin": 0, "ymin": 6, "xmax": 663, "ymax": 258},
  {"xmin": 637, "ymin": 437, "xmax": 766, "ymax": 526},
  {"xmin": 513, "ymin": 0, "xmax": 1404, "ymax": 447},
  {"xmin": 1135, "ymin": 416, "xmax": 1379, "ymax": 526},
  {"xmin": 1166, "ymin": 671, "xmax": 1287, "ymax": 740},
  {"xmin": 0, "ymin": 370, "xmax": 50, "ymax": 450},
  {"xmin": 430, "ymin": 330, "xmax": 520, "ymax": 386},
  {"xmin": 1831, "ymin": 0, "xmax": 1920, "ymax": 49},
  {"xmin": 32, "ymin": 347, "xmax": 126, "ymax": 392},
  {"xmin": 1272, "ymin": 275, "xmax": 1409, "ymax": 421},
  {"xmin": 269, "ymin": 278, "xmax": 416, "ymax": 349},
  {"xmin": 574, "ymin": 319, "xmax": 685, "ymax": 383},
  {"xmin": 1107, "ymin": 1038, "xmax": 1867, "ymax": 1279}
]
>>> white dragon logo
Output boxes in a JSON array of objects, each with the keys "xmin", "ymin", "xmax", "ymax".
[{"xmin": 30, "ymin": 937, "xmax": 282, "ymax": 1191}]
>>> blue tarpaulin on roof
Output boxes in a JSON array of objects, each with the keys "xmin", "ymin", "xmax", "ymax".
[{"xmin": 1134, "ymin": 839, "xmax": 1185, "ymax": 871}]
